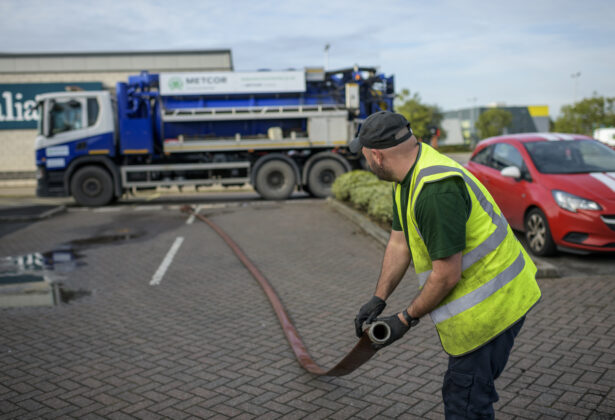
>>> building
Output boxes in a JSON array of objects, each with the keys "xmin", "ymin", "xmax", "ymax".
[
  {"xmin": 0, "ymin": 50, "xmax": 233, "ymax": 180},
  {"xmin": 442, "ymin": 105, "xmax": 550, "ymax": 145}
]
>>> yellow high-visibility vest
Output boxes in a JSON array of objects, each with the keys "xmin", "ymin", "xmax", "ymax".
[{"xmin": 395, "ymin": 144, "xmax": 541, "ymax": 356}]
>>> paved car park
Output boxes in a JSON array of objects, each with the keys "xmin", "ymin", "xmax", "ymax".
[{"xmin": 1, "ymin": 197, "xmax": 615, "ymax": 419}]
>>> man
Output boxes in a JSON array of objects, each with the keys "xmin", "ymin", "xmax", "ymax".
[{"xmin": 351, "ymin": 111, "xmax": 541, "ymax": 419}]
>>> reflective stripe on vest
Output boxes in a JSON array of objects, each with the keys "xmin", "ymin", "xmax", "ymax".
[
  {"xmin": 415, "ymin": 166, "xmax": 509, "ymax": 287},
  {"xmin": 430, "ymin": 251, "xmax": 525, "ymax": 324}
]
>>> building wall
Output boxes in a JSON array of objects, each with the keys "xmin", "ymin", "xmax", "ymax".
[
  {"xmin": 0, "ymin": 73, "xmax": 120, "ymax": 176},
  {"xmin": 0, "ymin": 51, "xmax": 232, "ymax": 178},
  {"xmin": 441, "ymin": 105, "xmax": 550, "ymax": 145}
]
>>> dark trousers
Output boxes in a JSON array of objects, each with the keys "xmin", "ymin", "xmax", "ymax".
[{"xmin": 442, "ymin": 317, "xmax": 525, "ymax": 419}]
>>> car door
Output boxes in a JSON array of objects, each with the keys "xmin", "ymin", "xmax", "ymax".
[
  {"xmin": 466, "ymin": 145, "xmax": 495, "ymax": 182},
  {"xmin": 488, "ymin": 142, "xmax": 530, "ymax": 229}
]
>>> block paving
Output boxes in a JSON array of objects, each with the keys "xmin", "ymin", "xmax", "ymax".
[{"xmin": 0, "ymin": 201, "xmax": 614, "ymax": 419}]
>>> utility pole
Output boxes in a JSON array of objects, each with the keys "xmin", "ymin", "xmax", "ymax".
[
  {"xmin": 571, "ymin": 72, "xmax": 581, "ymax": 103},
  {"xmin": 468, "ymin": 97, "xmax": 478, "ymax": 146},
  {"xmin": 324, "ymin": 44, "xmax": 330, "ymax": 70}
]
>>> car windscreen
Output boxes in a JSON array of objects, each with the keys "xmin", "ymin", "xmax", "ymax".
[{"xmin": 524, "ymin": 140, "xmax": 615, "ymax": 174}]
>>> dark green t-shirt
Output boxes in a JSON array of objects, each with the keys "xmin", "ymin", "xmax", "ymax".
[{"xmin": 392, "ymin": 148, "xmax": 471, "ymax": 260}]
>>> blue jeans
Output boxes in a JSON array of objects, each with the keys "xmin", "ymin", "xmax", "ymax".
[{"xmin": 442, "ymin": 317, "xmax": 525, "ymax": 419}]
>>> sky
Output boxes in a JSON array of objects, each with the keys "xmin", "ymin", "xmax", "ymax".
[{"xmin": 1, "ymin": 0, "xmax": 614, "ymax": 118}]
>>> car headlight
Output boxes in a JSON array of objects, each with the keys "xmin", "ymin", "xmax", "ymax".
[{"xmin": 552, "ymin": 190, "xmax": 602, "ymax": 212}]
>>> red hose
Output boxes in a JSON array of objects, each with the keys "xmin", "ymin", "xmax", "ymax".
[{"xmin": 182, "ymin": 205, "xmax": 377, "ymax": 376}]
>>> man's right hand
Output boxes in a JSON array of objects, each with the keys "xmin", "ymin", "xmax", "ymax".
[{"xmin": 354, "ymin": 296, "xmax": 386, "ymax": 337}]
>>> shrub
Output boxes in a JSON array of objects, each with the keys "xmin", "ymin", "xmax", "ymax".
[
  {"xmin": 331, "ymin": 170, "xmax": 378, "ymax": 201},
  {"xmin": 332, "ymin": 170, "xmax": 394, "ymax": 224}
]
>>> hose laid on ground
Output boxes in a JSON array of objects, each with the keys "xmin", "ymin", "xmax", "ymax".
[{"xmin": 181, "ymin": 205, "xmax": 386, "ymax": 376}]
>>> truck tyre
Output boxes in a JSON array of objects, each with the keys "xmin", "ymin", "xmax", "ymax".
[
  {"xmin": 255, "ymin": 160, "xmax": 296, "ymax": 200},
  {"xmin": 307, "ymin": 158, "xmax": 346, "ymax": 198},
  {"xmin": 525, "ymin": 208, "xmax": 556, "ymax": 256},
  {"xmin": 70, "ymin": 166, "xmax": 114, "ymax": 207}
]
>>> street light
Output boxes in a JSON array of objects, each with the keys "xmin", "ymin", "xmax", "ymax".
[
  {"xmin": 324, "ymin": 44, "xmax": 330, "ymax": 70},
  {"xmin": 468, "ymin": 97, "xmax": 478, "ymax": 146},
  {"xmin": 571, "ymin": 72, "xmax": 581, "ymax": 103}
]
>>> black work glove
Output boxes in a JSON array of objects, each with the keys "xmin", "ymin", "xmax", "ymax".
[
  {"xmin": 371, "ymin": 314, "xmax": 411, "ymax": 350},
  {"xmin": 354, "ymin": 296, "xmax": 386, "ymax": 337}
]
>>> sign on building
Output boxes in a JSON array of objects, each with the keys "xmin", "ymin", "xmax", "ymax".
[
  {"xmin": 0, "ymin": 82, "xmax": 103, "ymax": 130},
  {"xmin": 159, "ymin": 71, "xmax": 306, "ymax": 96}
]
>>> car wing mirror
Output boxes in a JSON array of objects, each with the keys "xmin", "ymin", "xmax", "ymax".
[{"xmin": 501, "ymin": 166, "xmax": 521, "ymax": 179}]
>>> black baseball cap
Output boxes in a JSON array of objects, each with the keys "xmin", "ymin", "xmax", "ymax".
[{"xmin": 349, "ymin": 111, "xmax": 413, "ymax": 153}]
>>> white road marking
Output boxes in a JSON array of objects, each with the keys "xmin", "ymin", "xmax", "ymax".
[
  {"xmin": 134, "ymin": 205, "xmax": 163, "ymax": 211},
  {"xmin": 93, "ymin": 207, "xmax": 121, "ymax": 213},
  {"xmin": 150, "ymin": 237, "xmax": 184, "ymax": 286},
  {"xmin": 186, "ymin": 205, "xmax": 203, "ymax": 225}
]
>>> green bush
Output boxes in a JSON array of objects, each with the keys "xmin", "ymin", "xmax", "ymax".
[{"xmin": 332, "ymin": 170, "xmax": 394, "ymax": 224}]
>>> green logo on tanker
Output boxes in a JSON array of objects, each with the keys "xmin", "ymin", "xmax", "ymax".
[{"xmin": 168, "ymin": 77, "xmax": 184, "ymax": 90}]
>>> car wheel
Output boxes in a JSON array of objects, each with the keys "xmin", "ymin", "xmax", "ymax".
[{"xmin": 524, "ymin": 208, "xmax": 556, "ymax": 256}]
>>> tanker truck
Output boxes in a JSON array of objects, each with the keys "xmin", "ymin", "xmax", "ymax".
[{"xmin": 34, "ymin": 66, "xmax": 394, "ymax": 206}]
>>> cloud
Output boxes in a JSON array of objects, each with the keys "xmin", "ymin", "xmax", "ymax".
[{"xmin": 1, "ymin": 0, "xmax": 614, "ymax": 116}]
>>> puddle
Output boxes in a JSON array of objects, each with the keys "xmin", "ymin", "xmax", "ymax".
[
  {"xmin": 67, "ymin": 228, "xmax": 143, "ymax": 247},
  {"xmin": 1, "ymin": 248, "xmax": 83, "ymax": 275},
  {"xmin": 58, "ymin": 287, "xmax": 91, "ymax": 303},
  {"xmin": 0, "ymin": 249, "xmax": 86, "ymax": 307},
  {"xmin": 0, "ymin": 228, "xmax": 141, "ymax": 308}
]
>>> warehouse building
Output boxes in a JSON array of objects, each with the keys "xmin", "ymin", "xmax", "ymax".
[
  {"xmin": 0, "ymin": 50, "xmax": 233, "ymax": 180},
  {"xmin": 442, "ymin": 104, "xmax": 550, "ymax": 146}
]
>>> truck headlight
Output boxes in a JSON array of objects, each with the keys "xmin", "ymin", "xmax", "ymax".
[{"xmin": 552, "ymin": 190, "xmax": 602, "ymax": 212}]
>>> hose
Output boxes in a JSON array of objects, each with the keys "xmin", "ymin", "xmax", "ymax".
[{"xmin": 181, "ymin": 205, "xmax": 381, "ymax": 376}]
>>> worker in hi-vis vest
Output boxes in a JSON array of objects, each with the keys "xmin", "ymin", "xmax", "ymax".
[{"xmin": 351, "ymin": 111, "xmax": 541, "ymax": 419}]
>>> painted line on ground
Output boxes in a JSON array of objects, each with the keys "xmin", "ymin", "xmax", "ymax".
[
  {"xmin": 186, "ymin": 205, "xmax": 203, "ymax": 225},
  {"xmin": 93, "ymin": 207, "xmax": 121, "ymax": 213},
  {"xmin": 134, "ymin": 205, "xmax": 163, "ymax": 211},
  {"xmin": 150, "ymin": 236, "xmax": 184, "ymax": 286}
]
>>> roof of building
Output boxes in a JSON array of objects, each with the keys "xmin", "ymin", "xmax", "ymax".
[{"xmin": 0, "ymin": 49, "xmax": 233, "ymax": 73}]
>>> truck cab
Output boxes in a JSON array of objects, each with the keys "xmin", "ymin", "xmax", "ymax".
[{"xmin": 35, "ymin": 91, "xmax": 120, "ymax": 205}]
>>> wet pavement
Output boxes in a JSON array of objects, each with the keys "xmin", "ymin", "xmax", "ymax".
[{"xmin": 0, "ymin": 200, "xmax": 614, "ymax": 419}]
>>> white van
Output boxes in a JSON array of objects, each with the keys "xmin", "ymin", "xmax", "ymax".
[{"xmin": 593, "ymin": 128, "xmax": 615, "ymax": 147}]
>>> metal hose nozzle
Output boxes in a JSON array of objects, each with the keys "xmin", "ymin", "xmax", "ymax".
[{"xmin": 367, "ymin": 321, "xmax": 391, "ymax": 344}]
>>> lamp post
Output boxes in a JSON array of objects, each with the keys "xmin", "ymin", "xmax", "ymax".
[
  {"xmin": 468, "ymin": 97, "xmax": 478, "ymax": 146},
  {"xmin": 324, "ymin": 44, "xmax": 330, "ymax": 70},
  {"xmin": 571, "ymin": 72, "xmax": 581, "ymax": 103}
]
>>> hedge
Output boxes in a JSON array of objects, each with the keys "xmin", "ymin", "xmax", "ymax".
[{"xmin": 331, "ymin": 170, "xmax": 394, "ymax": 224}]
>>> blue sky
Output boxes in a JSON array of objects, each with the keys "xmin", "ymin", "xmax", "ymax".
[{"xmin": 1, "ymin": 0, "xmax": 614, "ymax": 118}]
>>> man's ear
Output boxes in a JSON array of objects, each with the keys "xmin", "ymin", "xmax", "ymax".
[{"xmin": 371, "ymin": 149, "xmax": 383, "ymax": 166}]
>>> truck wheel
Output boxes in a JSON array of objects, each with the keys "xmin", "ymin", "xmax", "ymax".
[
  {"xmin": 307, "ymin": 158, "xmax": 346, "ymax": 198},
  {"xmin": 524, "ymin": 208, "xmax": 556, "ymax": 256},
  {"xmin": 255, "ymin": 160, "xmax": 296, "ymax": 200},
  {"xmin": 70, "ymin": 166, "xmax": 114, "ymax": 207}
]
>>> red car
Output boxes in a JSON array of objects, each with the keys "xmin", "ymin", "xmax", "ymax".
[{"xmin": 464, "ymin": 133, "xmax": 615, "ymax": 256}]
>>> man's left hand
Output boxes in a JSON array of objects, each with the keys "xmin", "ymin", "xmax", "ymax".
[{"xmin": 372, "ymin": 314, "xmax": 411, "ymax": 350}]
